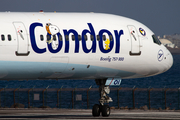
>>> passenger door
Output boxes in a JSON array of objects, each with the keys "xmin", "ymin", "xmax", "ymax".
[
  {"xmin": 127, "ymin": 25, "xmax": 141, "ymax": 55},
  {"xmin": 13, "ymin": 22, "xmax": 30, "ymax": 56}
]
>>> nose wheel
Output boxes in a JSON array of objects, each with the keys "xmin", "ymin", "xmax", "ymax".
[
  {"xmin": 92, "ymin": 79, "xmax": 112, "ymax": 117},
  {"xmin": 92, "ymin": 104, "xmax": 110, "ymax": 117},
  {"xmin": 92, "ymin": 104, "xmax": 100, "ymax": 116}
]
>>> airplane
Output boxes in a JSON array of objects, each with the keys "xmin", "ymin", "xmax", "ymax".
[{"xmin": 0, "ymin": 11, "xmax": 173, "ymax": 117}]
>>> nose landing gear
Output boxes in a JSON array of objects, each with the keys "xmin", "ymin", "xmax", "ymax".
[{"xmin": 92, "ymin": 79, "xmax": 112, "ymax": 117}]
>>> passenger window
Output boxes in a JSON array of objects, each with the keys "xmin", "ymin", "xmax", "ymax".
[
  {"xmin": 78, "ymin": 35, "xmax": 81, "ymax": 41},
  {"xmin": 47, "ymin": 35, "xmax": 51, "ymax": 40},
  {"xmin": 59, "ymin": 35, "xmax": 62, "ymax": 41},
  {"xmin": 1, "ymin": 35, "xmax": 5, "ymax": 41},
  {"xmin": 103, "ymin": 35, "xmax": 106, "ymax": 41},
  {"xmin": 65, "ymin": 35, "xmax": 69, "ymax": 41},
  {"xmin": 83, "ymin": 35, "xmax": 87, "ymax": 41},
  {"xmin": 72, "ymin": 35, "xmax": 75, "ymax": 41},
  {"xmin": 91, "ymin": 35, "xmax": 94, "ymax": 41},
  {"xmin": 152, "ymin": 35, "xmax": 161, "ymax": 45},
  {"xmin": 40, "ymin": 35, "xmax": 44, "ymax": 41},
  {"xmin": 97, "ymin": 35, "xmax": 100, "ymax": 41},
  {"xmin": 8, "ymin": 34, "xmax": 11, "ymax": 41},
  {"xmin": 109, "ymin": 35, "xmax": 113, "ymax": 41},
  {"xmin": 53, "ymin": 35, "xmax": 56, "ymax": 41}
]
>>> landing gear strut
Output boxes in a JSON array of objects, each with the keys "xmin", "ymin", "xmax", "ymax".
[{"xmin": 92, "ymin": 79, "xmax": 112, "ymax": 117}]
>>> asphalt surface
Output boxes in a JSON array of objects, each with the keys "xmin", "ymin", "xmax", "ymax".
[{"xmin": 0, "ymin": 108, "xmax": 180, "ymax": 120}]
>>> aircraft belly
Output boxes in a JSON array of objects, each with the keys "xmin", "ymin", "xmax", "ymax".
[{"xmin": 0, "ymin": 61, "xmax": 136, "ymax": 80}]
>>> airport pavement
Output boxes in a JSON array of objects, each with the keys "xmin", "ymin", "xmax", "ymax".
[{"xmin": 0, "ymin": 108, "xmax": 180, "ymax": 120}]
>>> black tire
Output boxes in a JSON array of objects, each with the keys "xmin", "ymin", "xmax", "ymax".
[
  {"xmin": 102, "ymin": 105, "xmax": 110, "ymax": 117},
  {"xmin": 92, "ymin": 104, "xmax": 100, "ymax": 117}
]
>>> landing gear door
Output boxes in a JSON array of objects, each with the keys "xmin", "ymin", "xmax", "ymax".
[
  {"xmin": 13, "ymin": 22, "xmax": 30, "ymax": 56},
  {"xmin": 127, "ymin": 25, "xmax": 141, "ymax": 55}
]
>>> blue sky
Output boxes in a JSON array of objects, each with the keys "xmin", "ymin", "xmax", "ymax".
[{"xmin": 0, "ymin": 0, "xmax": 179, "ymax": 36}]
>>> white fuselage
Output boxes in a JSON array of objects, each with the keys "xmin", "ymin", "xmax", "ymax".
[{"xmin": 0, "ymin": 12, "xmax": 173, "ymax": 80}]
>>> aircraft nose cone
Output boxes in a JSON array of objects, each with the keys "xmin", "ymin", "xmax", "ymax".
[
  {"xmin": 163, "ymin": 49, "xmax": 173, "ymax": 72},
  {"xmin": 167, "ymin": 52, "xmax": 173, "ymax": 69},
  {"xmin": 157, "ymin": 46, "xmax": 173, "ymax": 75}
]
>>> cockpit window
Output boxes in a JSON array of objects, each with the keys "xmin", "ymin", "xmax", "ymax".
[{"xmin": 152, "ymin": 35, "xmax": 161, "ymax": 45}]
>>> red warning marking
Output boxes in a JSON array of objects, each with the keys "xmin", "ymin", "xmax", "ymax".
[{"xmin": 109, "ymin": 78, "xmax": 114, "ymax": 85}]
